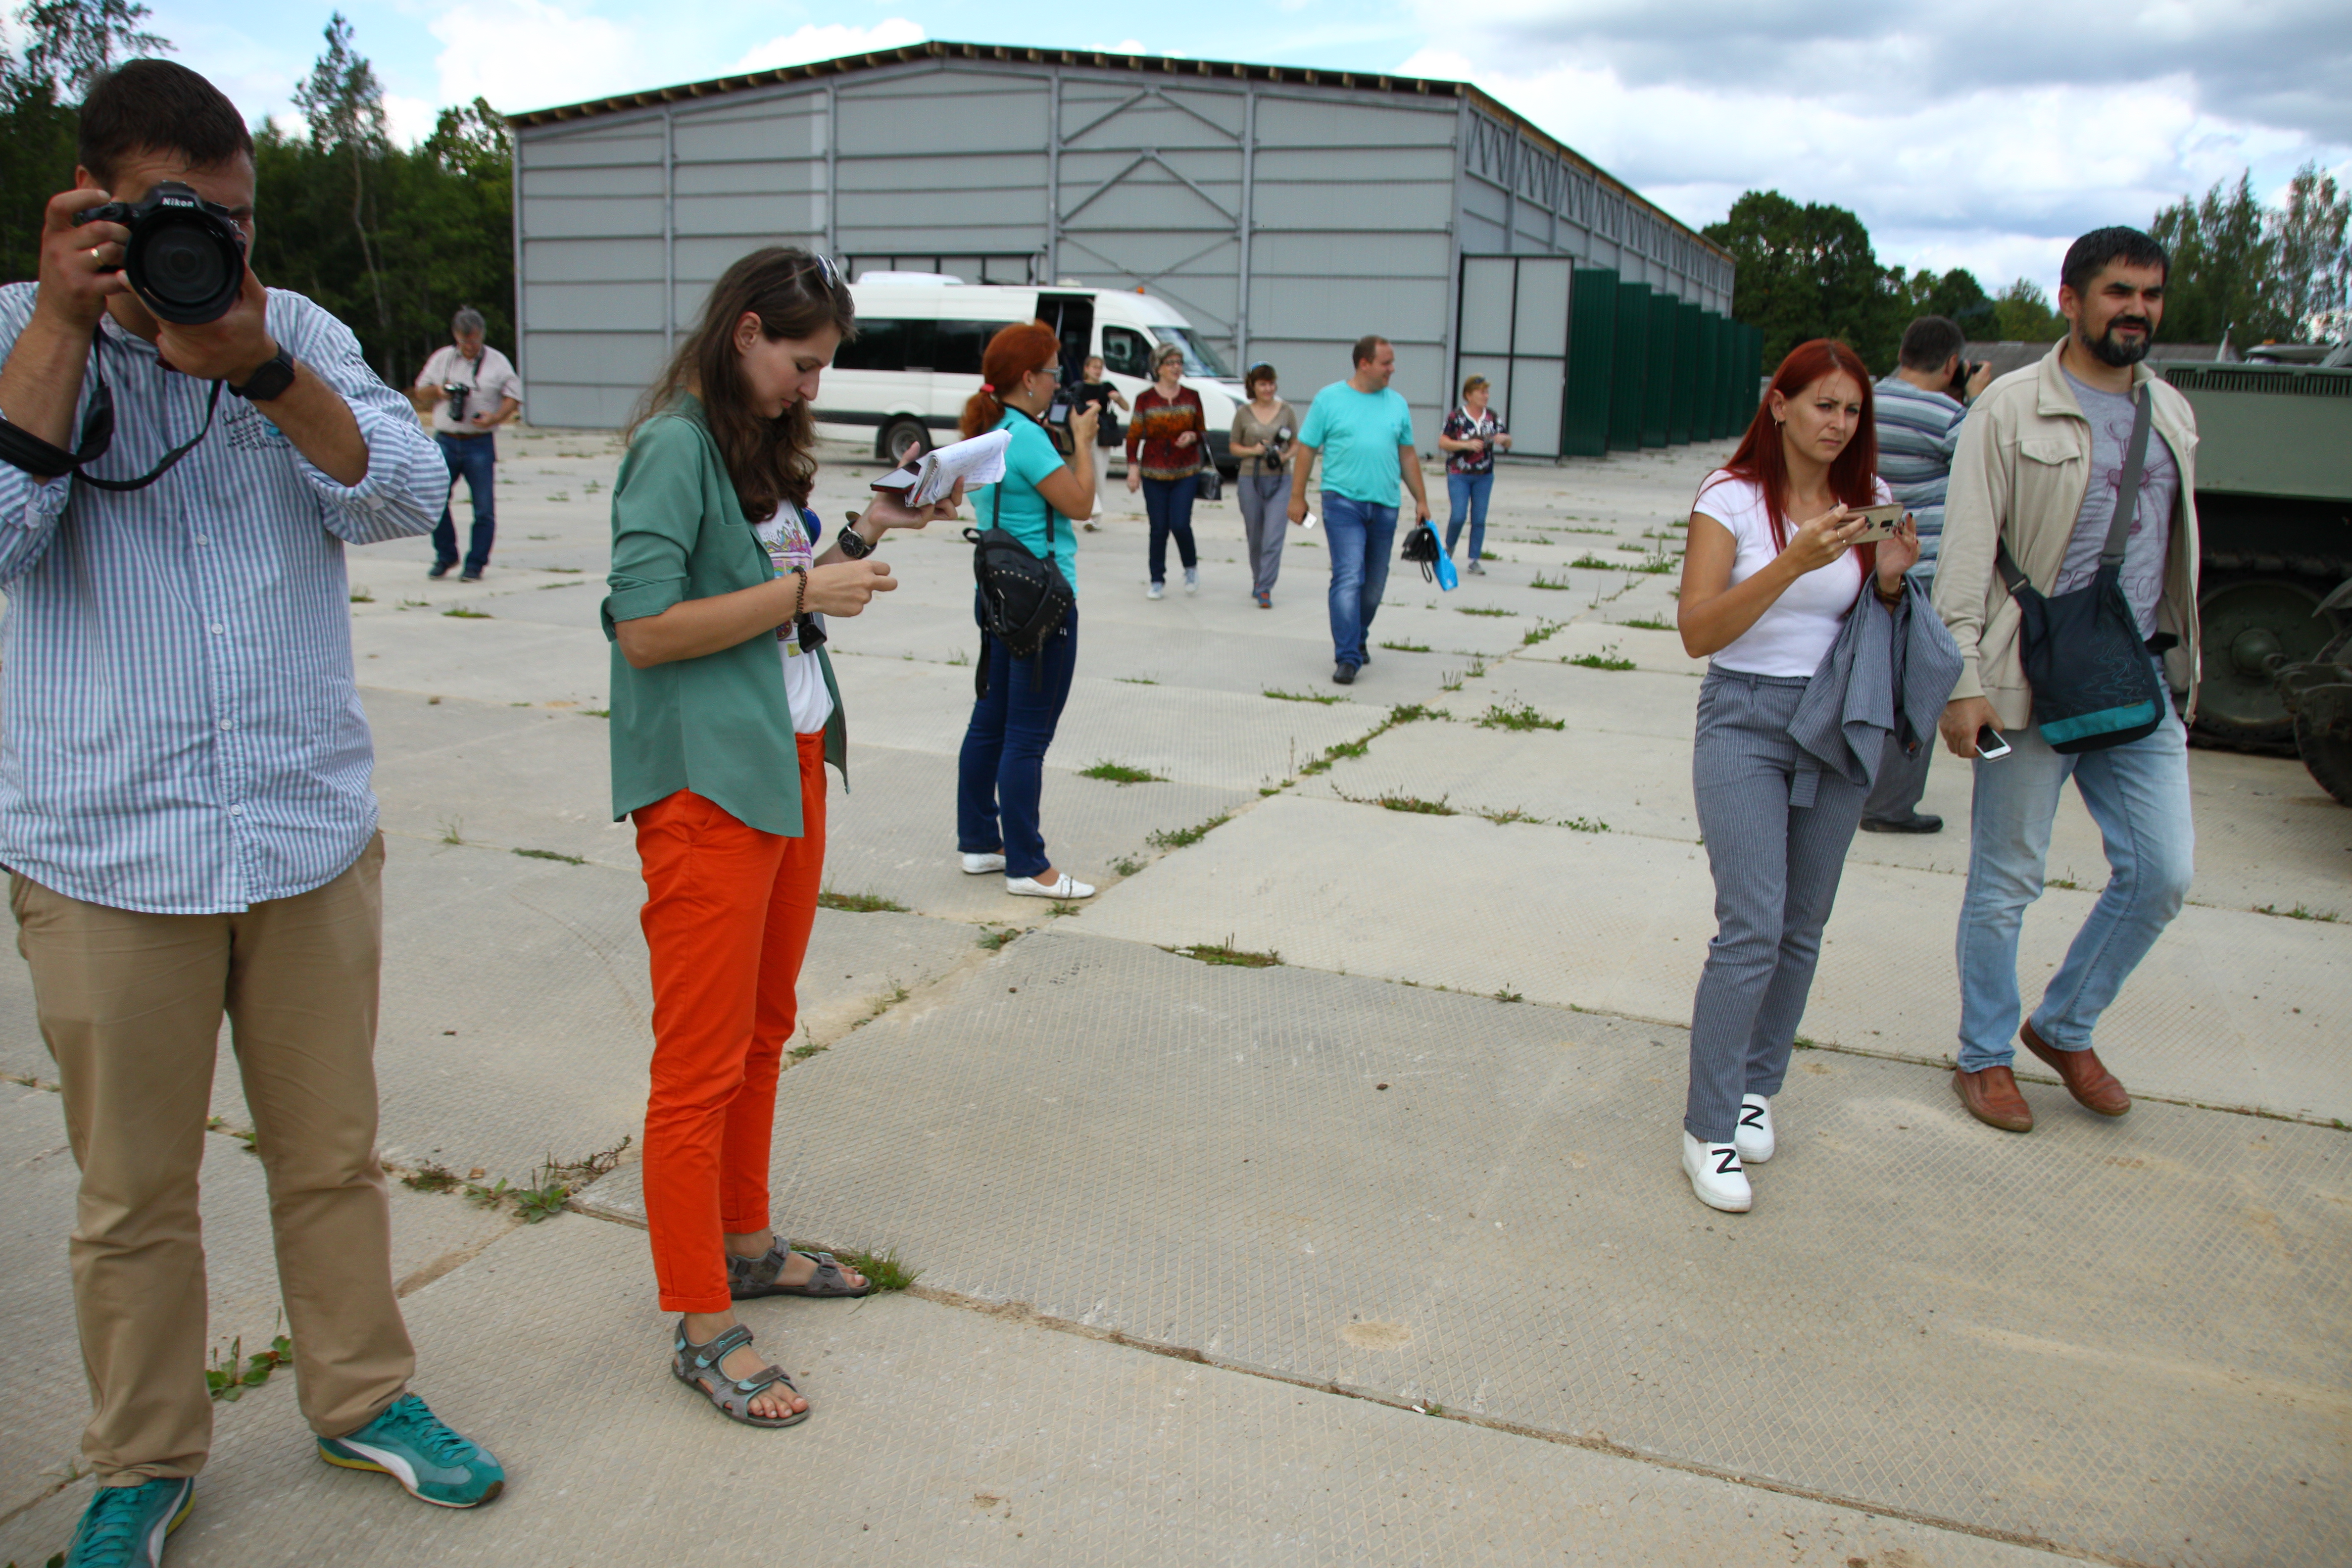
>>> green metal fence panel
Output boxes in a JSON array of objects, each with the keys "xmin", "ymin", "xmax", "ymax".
[
  {"xmin": 1642, "ymin": 293, "xmax": 1675, "ymax": 447},
  {"xmin": 1668, "ymin": 301, "xmax": 1701, "ymax": 445},
  {"xmin": 1715, "ymin": 315, "xmax": 1739, "ymax": 438},
  {"xmin": 1610, "ymin": 281, "xmax": 1651, "ymax": 452},
  {"xmin": 1695, "ymin": 309, "xmax": 1722, "ymax": 443},
  {"xmin": 1563, "ymin": 267, "xmax": 1617, "ymax": 457}
]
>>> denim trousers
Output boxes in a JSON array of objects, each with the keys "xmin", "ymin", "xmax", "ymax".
[
  {"xmin": 1141, "ymin": 474, "xmax": 1199, "ymax": 585},
  {"xmin": 957, "ymin": 599, "xmax": 1079, "ymax": 880},
  {"xmin": 1236, "ymin": 473, "xmax": 1290, "ymax": 596},
  {"xmin": 1955, "ymin": 688, "xmax": 2194, "ymax": 1070},
  {"xmin": 1443, "ymin": 470, "xmax": 1493, "ymax": 560},
  {"xmin": 1322, "ymin": 491, "xmax": 1398, "ymax": 667},
  {"xmin": 1686, "ymin": 669, "xmax": 1868, "ymax": 1142},
  {"xmin": 432, "ymin": 432, "xmax": 497, "ymax": 571}
]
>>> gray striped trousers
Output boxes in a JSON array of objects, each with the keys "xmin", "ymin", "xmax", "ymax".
[{"xmin": 1685, "ymin": 668, "xmax": 1869, "ymax": 1142}]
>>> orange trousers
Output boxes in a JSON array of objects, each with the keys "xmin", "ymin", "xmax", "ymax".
[{"xmin": 633, "ymin": 734, "xmax": 826, "ymax": 1313}]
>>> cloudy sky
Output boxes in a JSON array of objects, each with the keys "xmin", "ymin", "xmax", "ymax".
[{"xmin": 130, "ymin": 0, "xmax": 2352, "ymax": 292}]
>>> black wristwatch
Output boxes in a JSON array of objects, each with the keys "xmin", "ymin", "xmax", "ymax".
[
  {"xmin": 836, "ymin": 516, "xmax": 875, "ymax": 559},
  {"xmin": 229, "ymin": 345, "xmax": 296, "ymax": 403}
]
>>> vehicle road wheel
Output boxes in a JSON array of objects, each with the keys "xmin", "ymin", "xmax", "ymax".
[
  {"xmin": 881, "ymin": 418, "xmax": 930, "ymax": 465},
  {"xmin": 2193, "ymin": 575, "xmax": 2328, "ymax": 749},
  {"xmin": 2294, "ymin": 694, "xmax": 2352, "ymax": 805}
]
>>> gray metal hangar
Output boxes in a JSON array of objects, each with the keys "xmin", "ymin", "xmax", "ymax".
[{"xmin": 506, "ymin": 39, "xmax": 1756, "ymax": 456}]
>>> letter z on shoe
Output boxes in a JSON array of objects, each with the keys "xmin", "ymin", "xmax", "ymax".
[
  {"xmin": 317, "ymin": 1394, "xmax": 504, "ymax": 1508},
  {"xmin": 63, "ymin": 1476, "xmax": 193, "ymax": 1568}
]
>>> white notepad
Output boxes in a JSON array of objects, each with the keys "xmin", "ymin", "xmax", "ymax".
[{"xmin": 868, "ymin": 429, "xmax": 1012, "ymax": 507}]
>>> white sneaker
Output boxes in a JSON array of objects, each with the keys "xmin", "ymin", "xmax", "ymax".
[
  {"xmin": 1183, "ymin": 567, "xmax": 1199, "ymax": 595},
  {"xmin": 1148, "ymin": 582, "xmax": 1165, "ymax": 600},
  {"xmin": 1681, "ymin": 1132, "xmax": 1753, "ymax": 1213},
  {"xmin": 1734, "ymin": 1094, "xmax": 1776, "ymax": 1164},
  {"xmin": 960, "ymin": 852, "xmax": 1006, "ymax": 875},
  {"xmin": 1007, "ymin": 873, "xmax": 1095, "ymax": 899}
]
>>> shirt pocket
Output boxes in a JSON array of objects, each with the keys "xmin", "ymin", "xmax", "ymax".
[{"xmin": 2018, "ymin": 436, "xmax": 2077, "ymax": 469}]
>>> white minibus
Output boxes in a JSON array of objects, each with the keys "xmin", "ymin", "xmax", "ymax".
[{"xmin": 813, "ymin": 275, "xmax": 1246, "ymax": 473}]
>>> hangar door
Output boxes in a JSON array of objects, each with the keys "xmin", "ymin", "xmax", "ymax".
[{"xmin": 1454, "ymin": 255, "xmax": 1573, "ymax": 460}]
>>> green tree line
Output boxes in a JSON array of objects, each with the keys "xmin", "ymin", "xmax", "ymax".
[
  {"xmin": 0, "ymin": 1, "xmax": 512, "ymax": 390},
  {"xmin": 1708, "ymin": 170, "xmax": 2350, "ymax": 371}
]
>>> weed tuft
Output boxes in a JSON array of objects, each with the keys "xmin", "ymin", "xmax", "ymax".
[
  {"xmin": 1569, "ymin": 643, "xmax": 1636, "ymax": 672},
  {"xmin": 1148, "ymin": 814, "xmax": 1230, "ymax": 850},
  {"xmin": 977, "ymin": 926, "xmax": 1021, "ymax": 951},
  {"xmin": 1530, "ymin": 572, "xmax": 1575, "ymax": 590},
  {"xmin": 1264, "ymin": 687, "xmax": 1348, "ymax": 704},
  {"xmin": 1079, "ymin": 759, "xmax": 1166, "ymax": 785},
  {"xmin": 513, "ymin": 847, "xmax": 586, "ymax": 865},
  {"xmin": 207, "ymin": 1324, "xmax": 293, "ymax": 1402},
  {"xmin": 2254, "ymin": 902, "xmax": 2340, "ymax": 922},
  {"xmin": 1520, "ymin": 621, "xmax": 1563, "ymax": 647},
  {"xmin": 1112, "ymin": 855, "xmax": 1146, "ymax": 877},
  {"xmin": 1372, "ymin": 793, "xmax": 1455, "ymax": 815},
  {"xmin": 443, "ymin": 606, "xmax": 492, "ymax": 619},
  {"xmin": 349, "ymin": 588, "xmax": 375, "ymax": 604},
  {"xmin": 1561, "ymin": 816, "xmax": 1610, "ymax": 833},
  {"xmin": 1378, "ymin": 639, "xmax": 1431, "ymax": 652},
  {"xmin": 818, "ymin": 889, "xmax": 910, "ymax": 913},
  {"xmin": 1170, "ymin": 936, "xmax": 1282, "ymax": 968},
  {"xmin": 1619, "ymin": 615, "xmax": 1674, "ymax": 631},
  {"xmin": 1493, "ymin": 984, "xmax": 1524, "ymax": 1003},
  {"xmin": 1478, "ymin": 703, "xmax": 1565, "ymax": 732},
  {"xmin": 833, "ymin": 1247, "xmax": 918, "ymax": 1292},
  {"xmin": 400, "ymin": 1163, "xmax": 462, "ymax": 1194},
  {"xmin": 1455, "ymin": 605, "xmax": 1517, "ymax": 617},
  {"xmin": 1388, "ymin": 702, "xmax": 1448, "ymax": 725},
  {"xmin": 438, "ymin": 815, "xmax": 464, "ymax": 845},
  {"xmin": 1569, "ymin": 554, "xmax": 1619, "ymax": 571}
]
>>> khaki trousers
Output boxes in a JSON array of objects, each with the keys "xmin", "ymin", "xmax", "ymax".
[{"xmin": 10, "ymin": 835, "xmax": 413, "ymax": 1483}]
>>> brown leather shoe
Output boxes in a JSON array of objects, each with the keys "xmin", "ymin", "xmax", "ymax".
[
  {"xmin": 1953, "ymin": 1065, "xmax": 2034, "ymax": 1132},
  {"xmin": 2020, "ymin": 1021, "xmax": 2131, "ymax": 1116}
]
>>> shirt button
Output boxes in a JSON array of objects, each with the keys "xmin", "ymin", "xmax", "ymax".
[
  {"xmin": 228, "ymin": 804, "xmax": 244, "ymax": 816},
  {"xmin": 219, "ymin": 720, "xmax": 235, "ymax": 731},
  {"xmin": 207, "ymin": 623, "xmax": 226, "ymax": 635},
  {"xmin": 193, "ymin": 533, "xmax": 208, "ymax": 543}
]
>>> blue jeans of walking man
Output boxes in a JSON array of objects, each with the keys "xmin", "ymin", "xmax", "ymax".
[
  {"xmin": 1322, "ymin": 492, "xmax": 1397, "ymax": 669},
  {"xmin": 433, "ymin": 432, "xmax": 497, "ymax": 574},
  {"xmin": 1955, "ymin": 689, "xmax": 2194, "ymax": 1071}
]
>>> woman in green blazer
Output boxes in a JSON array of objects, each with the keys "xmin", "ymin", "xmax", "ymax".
[{"xmin": 602, "ymin": 248, "xmax": 957, "ymax": 1428}]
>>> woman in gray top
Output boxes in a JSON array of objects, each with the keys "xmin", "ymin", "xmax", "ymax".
[{"xmin": 1228, "ymin": 362, "xmax": 1299, "ymax": 607}]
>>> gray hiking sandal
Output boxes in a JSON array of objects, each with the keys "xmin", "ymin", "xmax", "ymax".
[
  {"xmin": 671, "ymin": 1321, "xmax": 809, "ymax": 1428},
  {"xmin": 727, "ymin": 1241, "xmax": 873, "ymax": 1300}
]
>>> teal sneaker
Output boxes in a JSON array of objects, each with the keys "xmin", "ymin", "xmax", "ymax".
[
  {"xmin": 317, "ymin": 1394, "xmax": 503, "ymax": 1508},
  {"xmin": 63, "ymin": 1476, "xmax": 194, "ymax": 1567}
]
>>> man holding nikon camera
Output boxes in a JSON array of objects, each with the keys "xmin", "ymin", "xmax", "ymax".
[
  {"xmin": 408, "ymin": 306, "xmax": 521, "ymax": 580},
  {"xmin": 0, "ymin": 60, "xmax": 502, "ymax": 1567}
]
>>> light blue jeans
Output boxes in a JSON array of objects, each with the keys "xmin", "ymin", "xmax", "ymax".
[
  {"xmin": 1443, "ymin": 470, "xmax": 1493, "ymax": 561},
  {"xmin": 1955, "ymin": 686, "xmax": 2194, "ymax": 1071},
  {"xmin": 1321, "ymin": 491, "xmax": 1397, "ymax": 669}
]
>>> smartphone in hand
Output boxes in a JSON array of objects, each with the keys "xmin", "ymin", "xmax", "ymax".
[
  {"xmin": 1848, "ymin": 502, "xmax": 1905, "ymax": 543},
  {"xmin": 1975, "ymin": 726, "xmax": 2013, "ymax": 761}
]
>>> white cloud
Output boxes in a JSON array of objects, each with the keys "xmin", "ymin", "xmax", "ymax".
[
  {"xmin": 732, "ymin": 18, "xmax": 924, "ymax": 75},
  {"xmin": 384, "ymin": 94, "xmax": 442, "ymax": 149},
  {"xmin": 429, "ymin": 0, "xmax": 643, "ymax": 118}
]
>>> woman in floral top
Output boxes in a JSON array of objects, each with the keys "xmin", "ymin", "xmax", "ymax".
[
  {"xmin": 1124, "ymin": 342, "xmax": 1207, "ymax": 598},
  {"xmin": 1439, "ymin": 375, "xmax": 1512, "ymax": 575}
]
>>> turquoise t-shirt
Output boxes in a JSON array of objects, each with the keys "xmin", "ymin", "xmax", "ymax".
[
  {"xmin": 1298, "ymin": 381, "xmax": 1416, "ymax": 506},
  {"xmin": 971, "ymin": 411, "xmax": 1079, "ymax": 593}
]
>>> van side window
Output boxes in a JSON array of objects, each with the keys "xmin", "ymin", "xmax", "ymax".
[
  {"xmin": 1102, "ymin": 326, "xmax": 1151, "ymax": 380},
  {"xmin": 833, "ymin": 318, "xmax": 906, "ymax": 373},
  {"xmin": 932, "ymin": 319, "xmax": 1017, "ymax": 377}
]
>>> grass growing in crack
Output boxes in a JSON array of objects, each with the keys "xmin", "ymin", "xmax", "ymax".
[
  {"xmin": 1631, "ymin": 556, "xmax": 1678, "ymax": 574},
  {"xmin": 1370, "ymin": 793, "xmax": 1455, "ymax": 815},
  {"xmin": 205, "ymin": 1116, "xmax": 259, "ymax": 1155},
  {"xmin": 583, "ymin": 708, "xmax": 611, "ymax": 718},
  {"xmin": 832, "ymin": 1248, "xmax": 917, "ymax": 1292},
  {"xmin": 1112, "ymin": 855, "xmax": 1146, "ymax": 877},
  {"xmin": 1568, "ymin": 644, "xmax": 1637, "ymax": 672},
  {"xmin": 1264, "ymin": 687, "xmax": 1348, "ymax": 704},
  {"xmin": 976, "ymin": 926, "xmax": 1022, "ymax": 950},
  {"xmin": 1561, "ymin": 816, "xmax": 1610, "ymax": 833},
  {"xmin": 1478, "ymin": 703, "xmax": 1565, "ymax": 732},
  {"xmin": 1477, "ymin": 806, "xmax": 1540, "ymax": 825},
  {"xmin": 207, "ymin": 1323, "xmax": 293, "ymax": 1402},
  {"xmin": 1148, "ymin": 814, "xmax": 1230, "ymax": 850},
  {"xmin": 1455, "ymin": 605, "xmax": 1517, "ymax": 617},
  {"xmin": 1617, "ymin": 541, "xmax": 1648, "ymax": 553},
  {"xmin": 438, "ymin": 815, "xmax": 464, "ymax": 845},
  {"xmin": 1493, "ymin": 984, "xmax": 1524, "ymax": 1003},
  {"xmin": 1170, "ymin": 937, "xmax": 1282, "ymax": 968},
  {"xmin": 442, "ymin": 606, "xmax": 492, "ymax": 619},
  {"xmin": 1048, "ymin": 900, "xmax": 1082, "ymax": 918},
  {"xmin": 1619, "ymin": 615, "xmax": 1675, "ymax": 631},
  {"xmin": 818, "ymin": 889, "xmax": 910, "ymax": 913},
  {"xmin": 513, "ymin": 847, "xmax": 586, "ymax": 865},
  {"xmin": 1440, "ymin": 669, "xmax": 1465, "ymax": 692},
  {"xmin": 1378, "ymin": 639, "xmax": 1431, "ymax": 652},
  {"xmin": 789, "ymin": 1041, "xmax": 829, "ymax": 1061},
  {"xmin": 401, "ymin": 1162, "xmax": 462, "ymax": 1193},
  {"xmin": 1530, "ymin": 572, "xmax": 1575, "ymax": 590},
  {"xmin": 1115, "ymin": 677, "xmax": 1158, "ymax": 685},
  {"xmin": 1569, "ymin": 554, "xmax": 1620, "ymax": 571},
  {"xmin": 348, "ymin": 588, "xmax": 375, "ymax": 603},
  {"xmin": 1390, "ymin": 703, "xmax": 1448, "ymax": 725},
  {"xmin": 1521, "ymin": 621, "xmax": 1563, "ymax": 647},
  {"xmin": 2254, "ymin": 903, "xmax": 2340, "ymax": 922},
  {"xmin": 1079, "ymin": 760, "xmax": 1166, "ymax": 785}
]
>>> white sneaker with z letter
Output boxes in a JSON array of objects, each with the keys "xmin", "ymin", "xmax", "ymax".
[
  {"xmin": 1734, "ymin": 1094, "xmax": 1775, "ymax": 1164},
  {"xmin": 1682, "ymin": 1132, "xmax": 1753, "ymax": 1213}
]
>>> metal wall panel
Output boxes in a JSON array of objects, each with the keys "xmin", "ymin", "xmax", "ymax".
[
  {"xmin": 1247, "ymin": 231, "xmax": 1451, "ymax": 276},
  {"xmin": 522, "ymin": 238, "xmax": 662, "ymax": 284},
  {"xmin": 1669, "ymin": 300, "xmax": 1700, "ymax": 445},
  {"xmin": 1611, "ymin": 281, "xmax": 1650, "ymax": 451},
  {"xmin": 1457, "ymin": 258, "xmax": 1516, "ymax": 354},
  {"xmin": 1563, "ymin": 267, "xmax": 1616, "ymax": 457},
  {"xmin": 1254, "ymin": 96, "xmax": 1457, "ymax": 146},
  {"xmin": 1513, "ymin": 258, "xmax": 1571, "ymax": 358},
  {"xmin": 525, "ymin": 196, "xmax": 665, "ymax": 239},
  {"xmin": 521, "ymin": 125, "xmax": 662, "ymax": 170},
  {"xmin": 676, "ymin": 193, "xmax": 828, "ymax": 235},
  {"xmin": 1695, "ymin": 311, "xmax": 1723, "ymax": 441},
  {"xmin": 524, "ymin": 330, "xmax": 665, "ymax": 385},
  {"xmin": 525, "ymin": 281, "xmax": 666, "ymax": 330},
  {"xmin": 522, "ymin": 165, "xmax": 664, "ymax": 198},
  {"xmin": 1642, "ymin": 293, "xmax": 1674, "ymax": 447}
]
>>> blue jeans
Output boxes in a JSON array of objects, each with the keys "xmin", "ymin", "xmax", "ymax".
[
  {"xmin": 1141, "ymin": 474, "xmax": 1199, "ymax": 585},
  {"xmin": 957, "ymin": 599, "xmax": 1079, "ymax": 880},
  {"xmin": 1443, "ymin": 470, "xmax": 1493, "ymax": 560},
  {"xmin": 432, "ymin": 433, "xmax": 497, "ymax": 572},
  {"xmin": 1955, "ymin": 688, "xmax": 2194, "ymax": 1071},
  {"xmin": 1322, "ymin": 491, "xmax": 1397, "ymax": 668}
]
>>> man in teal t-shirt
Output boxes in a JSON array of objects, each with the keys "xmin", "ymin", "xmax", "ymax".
[{"xmin": 1287, "ymin": 336, "xmax": 1432, "ymax": 683}]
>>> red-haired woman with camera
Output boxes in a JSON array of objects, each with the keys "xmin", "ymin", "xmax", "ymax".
[
  {"xmin": 1673, "ymin": 338, "xmax": 1917, "ymax": 1214},
  {"xmin": 954, "ymin": 320, "xmax": 1100, "ymax": 899}
]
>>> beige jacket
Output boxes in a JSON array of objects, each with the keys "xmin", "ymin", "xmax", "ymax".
[{"xmin": 1932, "ymin": 341, "xmax": 2201, "ymax": 730}]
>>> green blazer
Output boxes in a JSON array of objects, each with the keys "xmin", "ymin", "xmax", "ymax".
[{"xmin": 602, "ymin": 396, "xmax": 847, "ymax": 836}]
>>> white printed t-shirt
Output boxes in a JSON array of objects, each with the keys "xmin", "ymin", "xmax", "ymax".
[
  {"xmin": 1692, "ymin": 471, "xmax": 1891, "ymax": 678},
  {"xmin": 753, "ymin": 509, "xmax": 836, "ymax": 735}
]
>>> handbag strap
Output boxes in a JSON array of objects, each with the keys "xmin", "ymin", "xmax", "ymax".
[
  {"xmin": 1993, "ymin": 381, "xmax": 2153, "ymax": 594},
  {"xmin": 992, "ymin": 415, "xmax": 1057, "ymax": 549}
]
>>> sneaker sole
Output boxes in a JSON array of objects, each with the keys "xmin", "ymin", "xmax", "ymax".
[
  {"xmin": 1684, "ymin": 1176, "xmax": 1752, "ymax": 1213},
  {"xmin": 318, "ymin": 1444, "xmax": 504, "ymax": 1509}
]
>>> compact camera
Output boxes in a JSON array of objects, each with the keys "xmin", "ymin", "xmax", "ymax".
[
  {"xmin": 71, "ymin": 181, "xmax": 246, "ymax": 325},
  {"xmin": 443, "ymin": 383, "xmax": 473, "ymax": 425}
]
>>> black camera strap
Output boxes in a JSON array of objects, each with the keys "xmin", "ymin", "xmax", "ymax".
[{"xmin": 0, "ymin": 333, "xmax": 224, "ymax": 493}]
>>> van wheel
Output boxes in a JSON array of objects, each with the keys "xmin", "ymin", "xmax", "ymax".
[{"xmin": 881, "ymin": 419, "xmax": 930, "ymax": 465}]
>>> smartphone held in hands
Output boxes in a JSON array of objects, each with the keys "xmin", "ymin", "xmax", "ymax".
[
  {"xmin": 1975, "ymin": 726, "xmax": 2013, "ymax": 761},
  {"xmin": 1847, "ymin": 503, "xmax": 1905, "ymax": 543}
]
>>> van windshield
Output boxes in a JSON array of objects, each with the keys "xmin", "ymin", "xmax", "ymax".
[{"xmin": 1149, "ymin": 327, "xmax": 1233, "ymax": 380}]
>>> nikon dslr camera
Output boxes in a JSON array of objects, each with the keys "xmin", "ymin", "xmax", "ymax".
[
  {"xmin": 443, "ymin": 383, "xmax": 472, "ymax": 425},
  {"xmin": 71, "ymin": 181, "xmax": 247, "ymax": 326}
]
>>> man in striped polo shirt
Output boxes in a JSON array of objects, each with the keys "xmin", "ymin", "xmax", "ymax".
[{"xmin": 1861, "ymin": 316, "xmax": 1992, "ymax": 834}]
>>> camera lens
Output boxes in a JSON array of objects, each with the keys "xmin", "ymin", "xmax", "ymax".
[{"xmin": 126, "ymin": 207, "xmax": 245, "ymax": 325}]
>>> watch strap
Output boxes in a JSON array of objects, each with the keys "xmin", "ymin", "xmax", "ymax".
[
  {"xmin": 836, "ymin": 519, "xmax": 874, "ymax": 559},
  {"xmin": 229, "ymin": 346, "xmax": 296, "ymax": 403}
]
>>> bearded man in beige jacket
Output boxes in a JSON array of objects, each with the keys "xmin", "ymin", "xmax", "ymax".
[{"xmin": 1930, "ymin": 226, "xmax": 2201, "ymax": 1135}]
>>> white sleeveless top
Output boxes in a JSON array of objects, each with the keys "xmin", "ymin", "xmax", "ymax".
[{"xmin": 1692, "ymin": 471, "xmax": 1891, "ymax": 678}]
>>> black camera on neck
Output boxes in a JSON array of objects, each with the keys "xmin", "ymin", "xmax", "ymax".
[
  {"xmin": 443, "ymin": 383, "xmax": 472, "ymax": 425},
  {"xmin": 71, "ymin": 181, "xmax": 247, "ymax": 326}
]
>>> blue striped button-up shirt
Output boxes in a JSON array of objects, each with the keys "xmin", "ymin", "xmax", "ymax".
[
  {"xmin": 1872, "ymin": 375, "xmax": 1969, "ymax": 565},
  {"xmin": 0, "ymin": 285, "xmax": 445, "ymax": 914}
]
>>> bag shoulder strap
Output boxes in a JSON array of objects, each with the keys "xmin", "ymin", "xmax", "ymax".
[{"xmin": 2102, "ymin": 385, "xmax": 2154, "ymax": 566}]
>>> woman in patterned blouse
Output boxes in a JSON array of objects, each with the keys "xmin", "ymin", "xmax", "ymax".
[
  {"xmin": 1439, "ymin": 375, "xmax": 1512, "ymax": 575},
  {"xmin": 1124, "ymin": 342, "xmax": 1207, "ymax": 598}
]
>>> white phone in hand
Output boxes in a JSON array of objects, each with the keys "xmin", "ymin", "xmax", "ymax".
[
  {"xmin": 1975, "ymin": 726, "xmax": 2013, "ymax": 761},
  {"xmin": 1848, "ymin": 502, "xmax": 1905, "ymax": 543}
]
